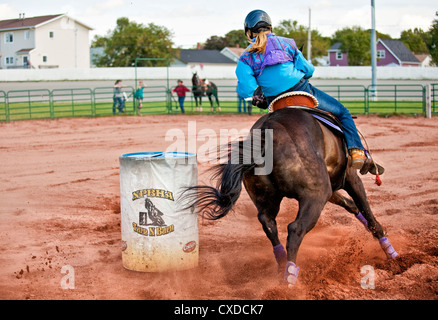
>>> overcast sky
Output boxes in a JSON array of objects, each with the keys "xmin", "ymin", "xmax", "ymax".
[{"xmin": 1, "ymin": 0, "xmax": 436, "ymax": 48}]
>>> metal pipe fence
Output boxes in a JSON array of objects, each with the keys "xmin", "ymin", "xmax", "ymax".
[
  {"xmin": 432, "ymin": 84, "xmax": 438, "ymax": 114},
  {"xmin": 0, "ymin": 83, "xmax": 436, "ymax": 122}
]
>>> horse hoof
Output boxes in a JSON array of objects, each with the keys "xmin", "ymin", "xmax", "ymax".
[
  {"xmin": 379, "ymin": 237, "xmax": 399, "ymax": 259},
  {"xmin": 284, "ymin": 261, "xmax": 299, "ymax": 287}
]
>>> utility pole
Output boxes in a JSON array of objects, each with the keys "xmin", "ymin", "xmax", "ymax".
[
  {"xmin": 370, "ymin": 0, "xmax": 377, "ymax": 100},
  {"xmin": 307, "ymin": 8, "xmax": 312, "ymax": 61}
]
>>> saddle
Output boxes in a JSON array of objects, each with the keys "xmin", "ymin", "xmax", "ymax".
[
  {"xmin": 268, "ymin": 91, "xmax": 344, "ymax": 136},
  {"xmin": 268, "ymin": 91, "xmax": 384, "ymax": 176}
]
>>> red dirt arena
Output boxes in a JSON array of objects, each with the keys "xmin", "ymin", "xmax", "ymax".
[{"xmin": 0, "ymin": 114, "xmax": 437, "ymax": 300}]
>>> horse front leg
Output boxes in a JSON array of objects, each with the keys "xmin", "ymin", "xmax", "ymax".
[
  {"xmin": 195, "ymin": 96, "xmax": 202, "ymax": 112},
  {"xmin": 329, "ymin": 191, "xmax": 370, "ymax": 231},
  {"xmin": 344, "ymin": 169, "xmax": 399, "ymax": 259}
]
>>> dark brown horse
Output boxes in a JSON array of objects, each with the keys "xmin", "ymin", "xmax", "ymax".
[
  {"xmin": 191, "ymin": 73, "xmax": 204, "ymax": 111},
  {"xmin": 184, "ymin": 103, "xmax": 398, "ymax": 286}
]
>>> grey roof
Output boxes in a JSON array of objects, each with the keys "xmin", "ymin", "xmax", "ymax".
[
  {"xmin": 328, "ymin": 42, "xmax": 342, "ymax": 51},
  {"xmin": 179, "ymin": 49, "xmax": 236, "ymax": 64},
  {"xmin": 379, "ymin": 39, "xmax": 420, "ymax": 63}
]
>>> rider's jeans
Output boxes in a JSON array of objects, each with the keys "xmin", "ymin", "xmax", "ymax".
[{"xmin": 267, "ymin": 78, "xmax": 364, "ymax": 151}]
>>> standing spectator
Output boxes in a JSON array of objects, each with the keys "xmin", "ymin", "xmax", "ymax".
[
  {"xmin": 113, "ymin": 80, "xmax": 126, "ymax": 115},
  {"xmin": 237, "ymin": 93, "xmax": 252, "ymax": 115},
  {"xmin": 172, "ymin": 80, "xmax": 190, "ymax": 114},
  {"xmin": 134, "ymin": 81, "xmax": 147, "ymax": 116}
]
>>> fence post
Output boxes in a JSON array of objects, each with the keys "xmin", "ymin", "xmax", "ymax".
[
  {"xmin": 426, "ymin": 84, "xmax": 432, "ymax": 119},
  {"xmin": 49, "ymin": 90, "xmax": 54, "ymax": 118},
  {"xmin": 364, "ymin": 87, "xmax": 370, "ymax": 115},
  {"xmin": 4, "ymin": 91, "xmax": 10, "ymax": 122}
]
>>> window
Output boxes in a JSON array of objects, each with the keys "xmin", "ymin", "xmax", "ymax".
[
  {"xmin": 377, "ymin": 50, "xmax": 386, "ymax": 59},
  {"xmin": 24, "ymin": 30, "xmax": 30, "ymax": 40},
  {"xmin": 5, "ymin": 32, "xmax": 14, "ymax": 43},
  {"xmin": 336, "ymin": 52, "xmax": 343, "ymax": 60},
  {"xmin": 43, "ymin": 56, "xmax": 47, "ymax": 62},
  {"xmin": 49, "ymin": 31, "xmax": 54, "ymax": 38},
  {"xmin": 5, "ymin": 57, "xmax": 14, "ymax": 65}
]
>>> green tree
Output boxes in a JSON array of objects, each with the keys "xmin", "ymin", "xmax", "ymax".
[
  {"xmin": 91, "ymin": 17, "xmax": 174, "ymax": 67},
  {"xmin": 204, "ymin": 35, "xmax": 228, "ymax": 50},
  {"xmin": 424, "ymin": 14, "xmax": 438, "ymax": 64},
  {"xmin": 273, "ymin": 19, "xmax": 330, "ymax": 64},
  {"xmin": 204, "ymin": 29, "xmax": 248, "ymax": 50},
  {"xmin": 224, "ymin": 29, "xmax": 249, "ymax": 48},
  {"xmin": 273, "ymin": 20, "xmax": 308, "ymax": 45},
  {"xmin": 332, "ymin": 27, "xmax": 371, "ymax": 66},
  {"xmin": 400, "ymin": 28, "xmax": 429, "ymax": 54}
]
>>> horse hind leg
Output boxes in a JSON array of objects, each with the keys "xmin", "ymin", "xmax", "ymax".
[
  {"xmin": 344, "ymin": 171, "xmax": 399, "ymax": 259},
  {"xmin": 207, "ymin": 95, "xmax": 214, "ymax": 112},
  {"xmin": 257, "ymin": 204, "xmax": 286, "ymax": 273},
  {"xmin": 285, "ymin": 196, "xmax": 327, "ymax": 287},
  {"xmin": 195, "ymin": 96, "xmax": 202, "ymax": 112}
]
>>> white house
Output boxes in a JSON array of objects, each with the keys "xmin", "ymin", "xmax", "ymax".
[
  {"xmin": 220, "ymin": 46, "xmax": 245, "ymax": 63},
  {"xmin": 0, "ymin": 14, "xmax": 92, "ymax": 69}
]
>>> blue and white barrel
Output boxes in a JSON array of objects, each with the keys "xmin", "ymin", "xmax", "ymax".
[{"xmin": 119, "ymin": 152, "xmax": 198, "ymax": 272}]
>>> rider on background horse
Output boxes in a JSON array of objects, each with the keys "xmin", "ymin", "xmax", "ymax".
[{"xmin": 236, "ymin": 10, "xmax": 370, "ymax": 171}]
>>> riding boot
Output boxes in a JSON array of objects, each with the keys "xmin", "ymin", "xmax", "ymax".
[{"xmin": 349, "ymin": 148, "xmax": 367, "ymax": 170}]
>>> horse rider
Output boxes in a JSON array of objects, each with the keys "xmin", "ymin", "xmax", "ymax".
[{"xmin": 236, "ymin": 9, "xmax": 369, "ymax": 170}]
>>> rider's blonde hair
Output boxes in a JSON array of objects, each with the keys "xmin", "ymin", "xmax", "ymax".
[{"xmin": 246, "ymin": 28, "xmax": 272, "ymax": 54}]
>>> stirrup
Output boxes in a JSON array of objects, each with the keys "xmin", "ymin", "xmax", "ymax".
[
  {"xmin": 359, "ymin": 150, "xmax": 385, "ymax": 175},
  {"xmin": 360, "ymin": 158, "xmax": 385, "ymax": 175}
]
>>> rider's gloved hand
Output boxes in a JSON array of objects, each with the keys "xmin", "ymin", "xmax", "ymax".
[{"xmin": 252, "ymin": 86, "xmax": 268, "ymax": 109}]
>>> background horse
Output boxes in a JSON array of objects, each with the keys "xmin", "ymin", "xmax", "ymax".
[
  {"xmin": 203, "ymin": 79, "xmax": 221, "ymax": 112},
  {"xmin": 185, "ymin": 106, "xmax": 398, "ymax": 287},
  {"xmin": 191, "ymin": 73, "xmax": 204, "ymax": 111}
]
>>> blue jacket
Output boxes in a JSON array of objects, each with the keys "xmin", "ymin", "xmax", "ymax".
[{"xmin": 236, "ymin": 33, "xmax": 315, "ymax": 98}]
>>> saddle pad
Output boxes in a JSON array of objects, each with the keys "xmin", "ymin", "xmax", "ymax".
[
  {"xmin": 311, "ymin": 114, "xmax": 343, "ymax": 134},
  {"xmin": 283, "ymin": 105, "xmax": 344, "ymax": 136}
]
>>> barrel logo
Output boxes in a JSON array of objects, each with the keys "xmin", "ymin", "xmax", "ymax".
[{"xmin": 131, "ymin": 189, "xmax": 175, "ymax": 237}]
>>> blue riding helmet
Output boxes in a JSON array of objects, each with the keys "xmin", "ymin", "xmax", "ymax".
[{"xmin": 244, "ymin": 9, "xmax": 272, "ymax": 36}]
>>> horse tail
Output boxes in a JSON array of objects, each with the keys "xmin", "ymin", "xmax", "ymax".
[{"xmin": 183, "ymin": 131, "xmax": 269, "ymax": 220}]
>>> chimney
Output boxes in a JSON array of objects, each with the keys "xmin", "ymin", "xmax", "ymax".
[{"xmin": 19, "ymin": 13, "xmax": 22, "ymax": 20}]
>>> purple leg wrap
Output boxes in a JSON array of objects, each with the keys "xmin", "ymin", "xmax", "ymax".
[
  {"xmin": 273, "ymin": 244, "xmax": 287, "ymax": 266},
  {"xmin": 355, "ymin": 212, "xmax": 369, "ymax": 230},
  {"xmin": 379, "ymin": 237, "xmax": 399, "ymax": 259},
  {"xmin": 284, "ymin": 261, "xmax": 300, "ymax": 287}
]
